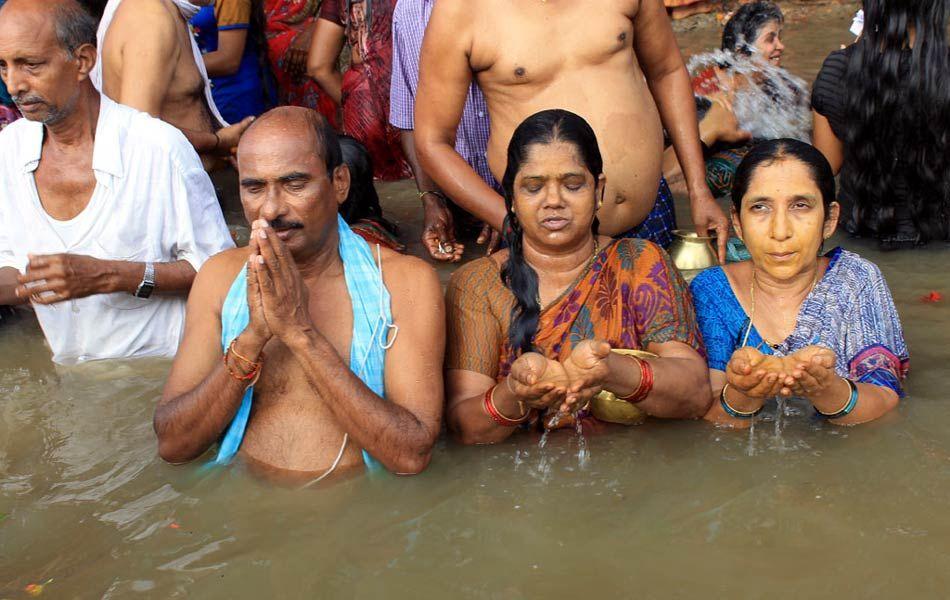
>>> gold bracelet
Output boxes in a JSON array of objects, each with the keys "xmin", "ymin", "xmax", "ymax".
[{"xmin": 489, "ymin": 385, "xmax": 530, "ymax": 423}]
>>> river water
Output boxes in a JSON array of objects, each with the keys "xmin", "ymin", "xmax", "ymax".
[{"xmin": 4, "ymin": 3, "xmax": 950, "ymax": 597}]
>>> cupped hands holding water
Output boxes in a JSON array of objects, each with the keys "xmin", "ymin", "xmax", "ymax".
[{"xmin": 726, "ymin": 345, "xmax": 841, "ymax": 411}]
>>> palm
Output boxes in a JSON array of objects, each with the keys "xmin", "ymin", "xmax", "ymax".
[
  {"xmin": 562, "ymin": 340, "xmax": 611, "ymax": 401},
  {"xmin": 509, "ymin": 352, "xmax": 569, "ymax": 409}
]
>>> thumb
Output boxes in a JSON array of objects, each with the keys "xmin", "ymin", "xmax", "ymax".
[{"xmin": 591, "ymin": 340, "xmax": 611, "ymax": 360}]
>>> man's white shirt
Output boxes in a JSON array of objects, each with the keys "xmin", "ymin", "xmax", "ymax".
[{"xmin": 0, "ymin": 96, "xmax": 234, "ymax": 364}]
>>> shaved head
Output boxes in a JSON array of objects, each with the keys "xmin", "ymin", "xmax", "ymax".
[{"xmin": 240, "ymin": 106, "xmax": 342, "ymax": 175}]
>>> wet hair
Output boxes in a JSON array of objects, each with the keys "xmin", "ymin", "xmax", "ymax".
[
  {"xmin": 721, "ymin": 1, "xmax": 784, "ymax": 56},
  {"xmin": 840, "ymin": 0, "xmax": 950, "ymax": 241},
  {"xmin": 52, "ymin": 1, "xmax": 98, "ymax": 54},
  {"xmin": 731, "ymin": 138, "xmax": 836, "ymax": 217},
  {"xmin": 500, "ymin": 109, "xmax": 602, "ymax": 355},
  {"xmin": 337, "ymin": 135, "xmax": 397, "ymax": 234}
]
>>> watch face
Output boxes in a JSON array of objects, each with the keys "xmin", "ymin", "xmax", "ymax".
[{"xmin": 135, "ymin": 283, "xmax": 154, "ymax": 299}]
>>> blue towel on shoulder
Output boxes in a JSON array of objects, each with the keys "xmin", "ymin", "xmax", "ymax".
[{"xmin": 215, "ymin": 215, "xmax": 393, "ymax": 466}]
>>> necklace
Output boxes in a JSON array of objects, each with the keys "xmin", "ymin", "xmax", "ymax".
[
  {"xmin": 748, "ymin": 266, "xmax": 820, "ymax": 349},
  {"xmin": 536, "ymin": 238, "xmax": 600, "ymax": 310}
]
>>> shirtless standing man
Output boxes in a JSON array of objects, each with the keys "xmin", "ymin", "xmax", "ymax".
[
  {"xmin": 156, "ymin": 108, "xmax": 444, "ymax": 480},
  {"xmin": 415, "ymin": 0, "xmax": 729, "ymax": 257},
  {"xmin": 94, "ymin": 0, "xmax": 253, "ymax": 168}
]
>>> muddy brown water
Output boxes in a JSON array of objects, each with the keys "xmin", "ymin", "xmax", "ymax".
[{"xmin": 5, "ymin": 3, "xmax": 950, "ymax": 597}]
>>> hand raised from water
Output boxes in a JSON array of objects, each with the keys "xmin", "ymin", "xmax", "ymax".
[
  {"xmin": 726, "ymin": 347, "xmax": 792, "ymax": 400},
  {"xmin": 506, "ymin": 352, "xmax": 570, "ymax": 412},
  {"xmin": 562, "ymin": 339, "xmax": 612, "ymax": 410},
  {"xmin": 249, "ymin": 219, "xmax": 312, "ymax": 343}
]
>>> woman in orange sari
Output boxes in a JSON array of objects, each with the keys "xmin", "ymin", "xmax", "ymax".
[{"xmin": 445, "ymin": 110, "xmax": 710, "ymax": 445}]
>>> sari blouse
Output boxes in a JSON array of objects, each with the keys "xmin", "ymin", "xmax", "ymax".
[
  {"xmin": 689, "ymin": 247, "xmax": 910, "ymax": 396},
  {"xmin": 446, "ymin": 239, "xmax": 705, "ymax": 379}
]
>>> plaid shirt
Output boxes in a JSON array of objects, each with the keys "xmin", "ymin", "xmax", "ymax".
[{"xmin": 389, "ymin": 0, "xmax": 496, "ymax": 188}]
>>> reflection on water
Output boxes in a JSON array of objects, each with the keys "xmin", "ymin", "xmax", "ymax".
[{"xmin": 4, "ymin": 3, "xmax": 950, "ymax": 596}]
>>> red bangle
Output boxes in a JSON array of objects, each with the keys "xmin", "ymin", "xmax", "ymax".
[
  {"xmin": 484, "ymin": 385, "xmax": 529, "ymax": 426},
  {"xmin": 617, "ymin": 357, "xmax": 654, "ymax": 403}
]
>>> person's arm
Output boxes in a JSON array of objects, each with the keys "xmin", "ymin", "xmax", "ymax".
[
  {"xmin": 633, "ymin": 0, "xmax": 728, "ymax": 261},
  {"xmin": 812, "ymin": 111, "xmax": 844, "ymax": 174},
  {"xmin": 251, "ymin": 223, "xmax": 442, "ymax": 474},
  {"xmin": 15, "ymin": 255, "xmax": 195, "ymax": 305},
  {"xmin": 414, "ymin": 0, "xmax": 506, "ymax": 232},
  {"xmin": 306, "ymin": 18, "xmax": 345, "ymax": 105},
  {"xmin": 622, "ymin": 341, "xmax": 711, "ymax": 418},
  {"xmin": 155, "ymin": 253, "xmax": 266, "ymax": 463},
  {"xmin": 203, "ymin": 28, "xmax": 248, "ymax": 77},
  {"xmin": 0, "ymin": 267, "xmax": 26, "ymax": 306}
]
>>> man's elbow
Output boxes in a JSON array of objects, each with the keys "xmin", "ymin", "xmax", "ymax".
[
  {"xmin": 153, "ymin": 412, "xmax": 201, "ymax": 464},
  {"xmin": 394, "ymin": 451, "xmax": 432, "ymax": 476}
]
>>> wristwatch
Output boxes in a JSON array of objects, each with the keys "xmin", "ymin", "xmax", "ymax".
[{"xmin": 134, "ymin": 262, "xmax": 156, "ymax": 298}]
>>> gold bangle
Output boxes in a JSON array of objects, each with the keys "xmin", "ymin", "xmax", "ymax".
[{"xmin": 489, "ymin": 385, "xmax": 530, "ymax": 423}]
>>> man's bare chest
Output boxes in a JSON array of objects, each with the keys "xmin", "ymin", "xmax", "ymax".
[
  {"xmin": 471, "ymin": 0, "xmax": 639, "ymax": 83},
  {"xmin": 34, "ymin": 158, "xmax": 96, "ymax": 221}
]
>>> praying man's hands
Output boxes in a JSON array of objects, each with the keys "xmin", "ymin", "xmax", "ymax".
[
  {"xmin": 562, "ymin": 340, "xmax": 612, "ymax": 410},
  {"xmin": 506, "ymin": 352, "xmax": 571, "ymax": 413},
  {"xmin": 244, "ymin": 235, "xmax": 273, "ymax": 346},
  {"xmin": 249, "ymin": 219, "xmax": 312, "ymax": 343},
  {"xmin": 16, "ymin": 253, "xmax": 114, "ymax": 304}
]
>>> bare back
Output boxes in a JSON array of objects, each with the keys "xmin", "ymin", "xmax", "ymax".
[
  {"xmin": 100, "ymin": 0, "xmax": 214, "ymax": 137},
  {"xmin": 470, "ymin": 0, "xmax": 664, "ymax": 234}
]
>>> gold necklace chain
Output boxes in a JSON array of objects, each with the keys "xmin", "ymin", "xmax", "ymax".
[
  {"xmin": 749, "ymin": 266, "xmax": 819, "ymax": 348},
  {"xmin": 536, "ymin": 238, "xmax": 600, "ymax": 310}
]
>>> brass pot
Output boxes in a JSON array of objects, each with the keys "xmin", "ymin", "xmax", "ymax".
[
  {"xmin": 668, "ymin": 229, "xmax": 719, "ymax": 272},
  {"xmin": 588, "ymin": 349, "xmax": 658, "ymax": 426}
]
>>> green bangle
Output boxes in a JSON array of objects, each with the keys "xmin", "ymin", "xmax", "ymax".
[
  {"xmin": 817, "ymin": 378, "xmax": 859, "ymax": 419},
  {"xmin": 719, "ymin": 384, "xmax": 762, "ymax": 419}
]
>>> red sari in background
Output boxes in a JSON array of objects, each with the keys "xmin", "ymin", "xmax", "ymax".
[
  {"xmin": 263, "ymin": 0, "xmax": 340, "ymax": 128},
  {"xmin": 320, "ymin": 0, "xmax": 410, "ymax": 180}
]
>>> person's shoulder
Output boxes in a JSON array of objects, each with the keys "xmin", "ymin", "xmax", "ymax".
[
  {"xmin": 114, "ymin": 0, "xmax": 178, "ymax": 24},
  {"xmin": 689, "ymin": 265, "xmax": 726, "ymax": 292},
  {"xmin": 0, "ymin": 117, "xmax": 36, "ymax": 152},
  {"xmin": 817, "ymin": 47, "xmax": 851, "ymax": 80},
  {"xmin": 381, "ymin": 249, "xmax": 441, "ymax": 296},
  {"xmin": 193, "ymin": 246, "xmax": 250, "ymax": 304},
  {"xmin": 831, "ymin": 248, "xmax": 885, "ymax": 284},
  {"xmin": 114, "ymin": 102, "xmax": 202, "ymax": 167},
  {"xmin": 447, "ymin": 255, "xmax": 500, "ymax": 290},
  {"xmin": 613, "ymin": 237, "xmax": 669, "ymax": 265}
]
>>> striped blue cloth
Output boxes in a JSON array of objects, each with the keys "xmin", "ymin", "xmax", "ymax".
[{"xmin": 214, "ymin": 215, "xmax": 393, "ymax": 466}]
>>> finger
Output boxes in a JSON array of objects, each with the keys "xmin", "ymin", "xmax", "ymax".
[
  {"xmin": 26, "ymin": 254, "xmax": 51, "ymax": 270},
  {"xmin": 715, "ymin": 221, "xmax": 729, "ymax": 264},
  {"xmin": 476, "ymin": 225, "xmax": 489, "ymax": 245},
  {"xmin": 255, "ymin": 224, "xmax": 282, "ymax": 278}
]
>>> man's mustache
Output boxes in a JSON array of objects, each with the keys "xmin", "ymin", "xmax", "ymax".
[
  {"xmin": 266, "ymin": 218, "xmax": 304, "ymax": 231},
  {"xmin": 12, "ymin": 94, "xmax": 46, "ymax": 106}
]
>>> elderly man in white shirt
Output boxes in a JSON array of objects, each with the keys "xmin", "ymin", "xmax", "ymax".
[{"xmin": 0, "ymin": 0, "xmax": 234, "ymax": 365}]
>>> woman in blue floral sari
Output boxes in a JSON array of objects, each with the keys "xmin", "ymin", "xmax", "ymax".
[{"xmin": 690, "ymin": 139, "xmax": 909, "ymax": 427}]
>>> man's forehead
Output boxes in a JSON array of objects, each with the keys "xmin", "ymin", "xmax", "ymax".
[
  {"xmin": 0, "ymin": 5, "xmax": 57, "ymax": 52},
  {"xmin": 238, "ymin": 126, "xmax": 325, "ymax": 170}
]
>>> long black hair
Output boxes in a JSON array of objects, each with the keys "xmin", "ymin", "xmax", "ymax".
[
  {"xmin": 721, "ymin": 1, "xmax": 784, "ymax": 56},
  {"xmin": 337, "ymin": 135, "xmax": 397, "ymax": 234},
  {"xmin": 500, "ymin": 109, "xmax": 603, "ymax": 355},
  {"xmin": 841, "ymin": 0, "xmax": 950, "ymax": 240},
  {"xmin": 732, "ymin": 138, "xmax": 837, "ymax": 216}
]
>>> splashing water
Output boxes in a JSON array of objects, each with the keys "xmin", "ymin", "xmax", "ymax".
[{"xmin": 687, "ymin": 50, "xmax": 811, "ymax": 142}]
